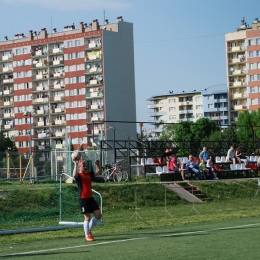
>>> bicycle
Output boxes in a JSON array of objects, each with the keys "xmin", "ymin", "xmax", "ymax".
[{"xmin": 102, "ymin": 163, "xmax": 124, "ymax": 182}]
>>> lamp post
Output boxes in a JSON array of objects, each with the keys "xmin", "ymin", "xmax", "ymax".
[{"xmin": 24, "ymin": 111, "xmax": 32, "ymax": 180}]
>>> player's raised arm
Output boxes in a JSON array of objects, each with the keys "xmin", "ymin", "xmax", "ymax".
[{"xmin": 73, "ymin": 161, "xmax": 79, "ymax": 178}]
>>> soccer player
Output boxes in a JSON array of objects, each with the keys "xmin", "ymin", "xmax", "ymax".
[{"xmin": 73, "ymin": 158, "xmax": 102, "ymax": 242}]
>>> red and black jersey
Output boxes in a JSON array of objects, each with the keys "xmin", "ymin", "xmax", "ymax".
[{"xmin": 75, "ymin": 171, "xmax": 93, "ymax": 198}]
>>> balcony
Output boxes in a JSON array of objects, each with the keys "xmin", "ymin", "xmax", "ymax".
[
  {"xmin": 37, "ymin": 121, "xmax": 45, "ymax": 126},
  {"xmin": 3, "ymin": 113, "xmax": 14, "ymax": 118},
  {"xmin": 3, "ymin": 89, "xmax": 13, "ymax": 95},
  {"xmin": 86, "ymin": 92, "xmax": 103, "ymax": 98},
  {"xmin": 3, "ymin": 78, "xmax": 13, "ymax": 83},
  {"xmin": 54, "ymin": 60, "xmax": 62, "ymax": 66},
  {"xmin": 233, "ymin": 93, "xmax": 247, "ymax": 99},
  {"xmin": 38, "ymin": 145, "xmax": 45, "ymax": 150},
  {"xmin": 233, "ymin": 81, "xmax": 246, "ymax": 87},
  {"xmin": 228, "ymin": 46, "xmax": 245, "ymax": 52},
  {"xmin": 56, "ymin": 144, "xmax": 63, "ymax": 149},
  {"xmin": 3, "ymin": 101, "xmax": 13, "ymax": 106},
  {"xmin": 3, "ymin": 66, "xmax": 13, "ymax": 72},
  {"xmin": 36, "ymin": 86, "xmax": 44, "ymax": 91},
  {"xmin": 52, "ymin": 96, "xmax": 65, "ymax": 102},
  {"xmin": 54, "ymin": 107, "xmax": 65, "ymax": 113},
  {"xmin": 2, "ymin": 55, "xmax": 13, "ymax": 61},
  {"xmin": 4, "ymin": 124, "xmax": 13, "ymax": 129},
  {"xmin": 54, "ymin": 120, "xmax": 65, "ymax": 125},
  {"xmin": 53, "ymin": 48, "xmax": 62, "ymax": 54},
  {"xmin": 55, "ymin": 132, "xmax": 64, "ymax": 137},
  {"xmin": 91, "ymin": 116, "xmax": 101, "ymax": 121},
  {"xmin": 91, "ymin": 104, "xmax": 100, "ymax": 109},
  {"xmin": 89, "ymin": 79, "xmax": 97, "ymax": 85},
  {"xmin": 33, "ymin": 97, "xmax": 49, "ymax": 103},
  {"xmin": 35, "ymin": 74, "xmax": 48, "ymax": 80},
  {"xmin": 38, "ymin": 133, "xmax": 47, "ymax": 138},
  {"xmin": 234, "ymin": 105, "xmax": 247, "ymax": 110},
  {"xmin": 231, "ymin": 70, "xmax": 246, "ymax": 76},
  {"xmin": 37, "ymin": 109, "xmax": 45, "ymax": 115},
  {"xmin": 52, "ymin": 72, "xmax": 64, "ymax": 78}
]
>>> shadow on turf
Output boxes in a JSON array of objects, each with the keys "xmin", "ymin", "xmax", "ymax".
[{"xmin": 0, "ymin": 250, "xmax": 90, "ymax": 258}]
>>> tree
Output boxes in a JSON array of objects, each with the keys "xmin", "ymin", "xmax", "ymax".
[{"xmin": 0, "ymin": 132, "xmax": 18, "ymax": 152}]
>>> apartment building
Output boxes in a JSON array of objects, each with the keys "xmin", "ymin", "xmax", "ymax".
[
  {"xmin": 202, "ymin": 89, "xmax": 229, "ymax": 126},
  {"xmin": 147, "ymin": 91, "xmax": 203, "ymax": 138},
  {"xmin": 225, "ymin": 17, "xmax": 260, "ymax": 122},
  {"xmin": 0, "ymin": 17, "xmax": 137, "ymax": 158},
  {"xmin": 147, "ymin": 87, "xmax": 229, "ymax": 137}
]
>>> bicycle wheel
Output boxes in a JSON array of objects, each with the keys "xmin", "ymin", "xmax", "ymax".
[
  {"xmin": 102, "ymin": 170, "xmax": 110, "ymax": 182},
  {"xmin": 121, "ymin": 170, "xmax": 128, "ymax": 181},
  {"xmin": 113, "ymin": 170, "xmax": 122, "ymax": 182}
]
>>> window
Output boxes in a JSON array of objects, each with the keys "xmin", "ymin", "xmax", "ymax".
[
  {"xmin": 196, "ymin": 105, "xmax": 202, "ymax": 110},
  {"xmin": 23, "ymin": 48, "xmax": 27, "ymax": 54},
  {"xmin": 208, "ymin": 95, "xmax": 214, "ymax": 100},
  {"xmin": 19, "ymin": 142, "xmax": 23, "ymax": 148},
  {"xmin": 249, "ymin": 51, "xmax": 254, "ymax": 58},
  {"xmin": 67, "ymin": 41, "xmax": 72, "ymax": 47},
  {"xmin": 75, "ymin": 40, "xmax": 80, "ymax": 46},
  {"xmin": 68, "ymin": 53, "xmax": 72, "ymax": 60},
  {"xmin": 249, "ymin": 63, "xmax": 255, "ymax": 69},
  {"xmin": 169, "ymin": 115, "xmax": 176, "ymax": 120},
  {"xmin": 169, "ymin": 107, "xmax": 175, "ymax": 112},
  {"xmin": 16, "ymin": 49, "xmax": 20, "ymax": 55},
  {"xmin": 168, "ymin": 98, "xmax": 175, "ymax": 103},
  {"xmin": 208, "ymin": 104, "xmax": 213, "ymax": 109},
  {"xmin": 250, "ymin": 75, "xmax": 255, "ymax": 81},
  {"xmin": 196, "ymin": 113, "xmax": 203, "ymax": 118},
  {"xmin": 258, "ymin": 63, "xmax": 260, "ymax": 69},
  {"xmin": 75, "ymin": 52, "xmax": 80, "ymax": 58},
  {"xmin": 248, "ymin": 39, "xmax": 252, "ymax": 46},
  {"xmin": 195, "ymin": 96, "xmax": 202, "ymax": 101},
  {"xmin": 257, "ymin": 74, "xmax": 260, "ymax": 81},
  {"xmin": 250, "ymin": 87, "xmax": 256, "ymax": 93},
  {"xmin": 76, "ymin": 77, "xmax": 81, "ymax": 83},
  {"xmin": 256, "ymin": 38, "xmax": 260, "ymax": 45},
  {"xmin": 257, "ymin": 50, "xmax": 260, "ymax": 57}
]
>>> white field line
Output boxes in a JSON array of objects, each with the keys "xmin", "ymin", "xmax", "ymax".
[{"xmin": 1, "ymin": 223, "xmax": 260, "ymax": 258}]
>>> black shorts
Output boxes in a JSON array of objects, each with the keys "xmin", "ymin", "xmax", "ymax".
[{"xmin": 79, "ymin": 197, "xmax": 99, "ymax": 214}]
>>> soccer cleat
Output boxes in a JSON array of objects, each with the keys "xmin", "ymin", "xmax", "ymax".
[{"xmin": 85, "ymin": 231, "xmax": 94, "ymax": 242}]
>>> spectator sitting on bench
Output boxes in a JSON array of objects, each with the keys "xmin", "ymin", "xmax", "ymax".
[
  {"xmin": 199, "ymin": 159, "xmax": 208, "ymax": 179},
  {"xmin": 161, "ymin": 148, "xmax": 174, "ymax": 168},
  {"xmin": 235, "ymin": 146, "xmax": 244, "ymax": 164},
  {"xmin": 206, "ymin": 156, "xmax": 219, "ymax": 180},
  {"xmin": 184, "ymin": 155, "xmax": 201, "ymax": 180},
  {"xmin": 169, "ymin": 155, "xmax": 184, "ymax": 180},
  {"xmin": 226, "ymin": 145, "xmax": 238, "ymax": 164}
]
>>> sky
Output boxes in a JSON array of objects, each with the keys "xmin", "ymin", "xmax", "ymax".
[{"xmin": 1, "ymin": 0, "xmax": 260, "ymax": 124}]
